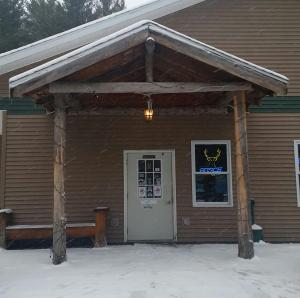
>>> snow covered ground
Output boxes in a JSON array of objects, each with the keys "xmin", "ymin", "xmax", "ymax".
[{"xmin": 0, "ymin": 243, "xmax": 300, "ymax": 298}]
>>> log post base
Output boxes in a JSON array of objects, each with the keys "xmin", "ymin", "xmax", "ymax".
[
  {"xmin": 0, "ymin": 213, "xmax": 6, "ymax": 248},
  {"xmin": 94, "ymin": 207, "xmax": 109, "ymax": 247},
  {"xmin": 0, "ymin": 209, "xmax": 13, "ymax": 248}
]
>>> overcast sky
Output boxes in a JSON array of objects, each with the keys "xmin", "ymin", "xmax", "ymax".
[{"xmin": 126, "ymin": 0, "xmax": 152, "ymax": 9}]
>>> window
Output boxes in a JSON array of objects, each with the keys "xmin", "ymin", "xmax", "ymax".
[
  {"xmin": 191, "ymin": 140, "xmax": 233, "ymax": 207},
  {"xmin": 294, "ymin": 141, "xmax": 300, "ymax": 207},
  {"xmin": 137, "ymin": 158, "xmax": 162, "ymax": 205}
]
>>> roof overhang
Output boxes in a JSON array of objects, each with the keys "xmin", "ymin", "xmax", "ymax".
[
  {"xmin": 0, "ymin": 0, "xmax": 206, "ymax": 76},
  {"xmin": 9, "ymin": 21, "xmax": 288, "ymax": 99}
]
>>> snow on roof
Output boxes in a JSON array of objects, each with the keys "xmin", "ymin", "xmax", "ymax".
[
  {"xmin": 0, "ymin": 0, "xmax": 206, "ymax": 76},
  {"xmin": 9, "ymin": 21, "xmax": 288, "ymax": 97}
]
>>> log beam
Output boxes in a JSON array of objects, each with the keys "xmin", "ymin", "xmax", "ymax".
[
  {"xmin": 52, "ymin": 95, "xmax": 67, "ymax": 265},
  {"xmin": 233, "ymin": 91, "xmax": 254, "ymax": 259},
  {"xmin": 49, "ymin": 82, "xmax": 252, "ymax": 94}
]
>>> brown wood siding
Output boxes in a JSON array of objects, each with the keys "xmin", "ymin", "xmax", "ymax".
[
  {"xmin": 4, "ymin": 114, "xmax": 237, "ymax": 243},
  {"xmin": 4, "ymin": 113, "xmax": 300, "ymax": 243},
  {"xmin": 4, "ymin": 115, "xmax": 53, "ymax": 224},
  {"xmin": 158, "ymin": 0, "xmax": 300, "ymax": 96},
  {"xmin": 0, "ymin": 75, "xmax": 9, "ymax": 97},
  {"xmin": 66, "ymin": 114, "xmax": 237, "ymax": 243},
  {"xmin": 248, "ymin": 113, "xmax": 300, "ymax": 242}
]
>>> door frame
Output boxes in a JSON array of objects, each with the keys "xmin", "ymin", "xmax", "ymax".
[{"xmin": 123, "ymin": 149, "xmax": 177, "ymax": 242}]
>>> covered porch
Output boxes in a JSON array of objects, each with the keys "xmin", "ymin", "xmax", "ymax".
[{"xmin": 8, "ymin": 21, "xmax": 288, "ymax": 264}]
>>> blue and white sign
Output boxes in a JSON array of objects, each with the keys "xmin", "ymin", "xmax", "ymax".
[{"xmin": 199, "ymin": 167, "xmax": 223, "ymax": 174}]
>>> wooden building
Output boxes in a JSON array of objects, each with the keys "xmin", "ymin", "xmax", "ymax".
[{"xmin": 0, "ymin": 0, "xmax": 299, "ymax": 263}]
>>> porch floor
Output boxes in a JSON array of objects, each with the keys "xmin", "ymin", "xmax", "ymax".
[{"xmin": 0, "ymin": 243, "xmax": 299, "ymax": 298}]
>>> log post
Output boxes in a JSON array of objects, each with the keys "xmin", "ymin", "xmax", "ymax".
[
  {"xmin": 94, "ymin": 207, "xmax": 109, "ymax": 247},
  {"xmin": 52, "ymin": 95, "xmax": 67, "ymax": 265},
  {"xmin": 145, "ymin": 37, "xmax": 155, "ymax": 83},
  {"xmin": 0, "ymin": 111, "xmax": 7, "ymax": 213},
  {"xmin": 233, "ymin": 91, "xmax": 254, "ymax": 259}
]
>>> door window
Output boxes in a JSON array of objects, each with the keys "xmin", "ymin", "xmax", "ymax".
[{"xmin": 138, "ymin": 159, "xmax": 162, "ymax": 205}]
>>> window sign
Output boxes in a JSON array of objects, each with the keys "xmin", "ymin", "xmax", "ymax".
[
  {"xmin": 195, "ymin": 144, "xmax": 228, "ymax": 174},
  {"xmin": 138, "ymin": 159, "xmax": 162, "ymax": 205},
  {"xmin": 191, "ymin": 141, "xmax": 233, "ymax": 207},
  {"xmin": 293, "ymin": 141, "xmax": 300, "ymax": 207}
]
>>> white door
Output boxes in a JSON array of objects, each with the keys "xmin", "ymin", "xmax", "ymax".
[{"xmin": 126, "ymin": 151, "xmax": 175, "ymax": 241}]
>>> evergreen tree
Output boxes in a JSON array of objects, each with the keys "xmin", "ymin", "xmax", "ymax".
[
  {"xmin": 0, "ymin": 0, "xmax": 26, "ymax": 53},
  {"xmin": 63, "ymin": 0, "xmax": 97, "ymax": 29},
  {"xmin": 25, "ymin": 0, "xmax": 125, "ymax": 42},
  {"xmin": 63, "ymin": 0, "xmax": 125, "ymax": 29},
  {"xmin": 0, "ymin": 0, "xmax": 125, "ymax": 53},
  {"xmin": 25, "ymin": 0, "xmax": 67, "ymax": 41},
  {"xmin": 94, "ymin": 0, "xmax": 125, "ymax": 17}
]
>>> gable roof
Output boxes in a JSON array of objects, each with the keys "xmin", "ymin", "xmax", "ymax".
[
  {"xmin": 9, "ymin": 21, "xmax": 288, "ymax": 98},
  {"xmin": 0, "ymin": 0, "xmax": 206, "ymax": 76}
]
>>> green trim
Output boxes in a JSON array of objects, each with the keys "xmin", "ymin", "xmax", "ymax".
[
  {"xmin": 0, "ymin": 98, "xmax": 46, "ymax": 115},
  {"xmin": 249, "ymin": 96, "xmax": 300, "ymax": 113},
  {"xmin": 1, "ymin": 96, "xmax": 300, "ymax": 114}
]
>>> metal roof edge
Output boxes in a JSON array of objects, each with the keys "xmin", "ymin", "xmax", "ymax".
[{"xmin": 0, "ymin": 0, "xmax": 205, "ymax": 76}]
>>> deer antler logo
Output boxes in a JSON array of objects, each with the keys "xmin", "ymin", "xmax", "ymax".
[{"xmin": 204, "ymin": 148, "xmax": 221, "ymax": 167}]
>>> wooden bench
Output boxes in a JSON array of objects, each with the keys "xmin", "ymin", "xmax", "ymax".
[{"xmin": 0, "ymin": 207, "xmax": 109, "ymax": 248}]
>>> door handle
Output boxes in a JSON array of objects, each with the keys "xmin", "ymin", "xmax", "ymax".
[{"xmin": 166, "ymin": 200, "xmax": 172, "ymax": 205}]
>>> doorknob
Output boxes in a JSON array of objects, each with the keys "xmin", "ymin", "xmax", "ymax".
[{"xmin": 166, "ymin": 200, "xmax": 172, "ymax": 205}]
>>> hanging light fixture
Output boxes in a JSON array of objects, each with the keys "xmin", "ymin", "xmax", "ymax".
[{"xmin": 144, "ymin": 97, "xmax": 154, "ymax": 121}]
